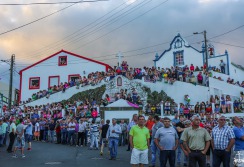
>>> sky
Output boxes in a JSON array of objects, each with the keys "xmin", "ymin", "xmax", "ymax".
[{"xmin": 0, "ymin": 0, "xmax": 243, "ymax": 88}]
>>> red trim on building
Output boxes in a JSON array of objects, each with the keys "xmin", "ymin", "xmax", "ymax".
[
  {"xmin": 19, "ymin": 50, "xmax": 113, "ymax": 102},
  {"xmin": 68, "ymin": 74, "xmax": 80, "ymax": 81},
  {"xmin": 19, "ymin": 50, "xmax": 112, "ymax": 73},
  {"xmin": 29, "ymin": 77, "xmax": 40, "ymax": 90},
  {"xmin": 58, "ymin": 56, "xmax": 67, "ymax": 66},
  {"xmin": 48, "ymin": 76, "xmax": 60, "ymax": 88}
]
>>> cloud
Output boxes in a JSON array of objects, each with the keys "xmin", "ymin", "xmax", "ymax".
[{"xmin": 0, "ymin": 0, "xmax": 243, "ymax": 79}]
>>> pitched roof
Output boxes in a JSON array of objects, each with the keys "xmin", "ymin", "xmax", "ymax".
[{"xmin": 19, "ymin": 49, "xmax": 112, "ymax": 73}]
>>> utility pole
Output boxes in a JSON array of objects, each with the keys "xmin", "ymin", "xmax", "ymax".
[
  {"xmin": 203, "ymin": 30, "xmax": 208, "ymax": 72},
  {"xmin": 193, "ymin": 30, "xmax": 208, "ymax": 72},
  {"xmin": 8, "ymin": 54, "xmax": 15, "ymax": 109}
]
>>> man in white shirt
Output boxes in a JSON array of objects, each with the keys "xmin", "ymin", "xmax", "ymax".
[
  {"xmin": 7, "ymin": 119, "xmax": 16, "ymax": 153},
  {"xmin": 77, "ymin": 119, "xmax": 86, "ymax": 147},
  {"xmin": 106, "ymin": 118, "xmax": 122, "ymax": 160},
  {"xmin": 68, "ymin": 119, "xmax": 76, "ymax": 146},
  {"xmin": 34, "ymin": 119, "xmax": 40, "ymax": 141}
]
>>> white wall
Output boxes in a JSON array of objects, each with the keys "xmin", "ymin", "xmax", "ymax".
[
  {"xmin": 21, "ymin": 80, "xmax": 105, "ymax": 107},
  {"xmin": 209, "ymin": 77, "xmax": 243, "ymax": 99},
  {"xmin": 20, "ymin": 51, "xmax": 107, "ymax": 102},
  {"xmin": 139, "ymin": 79, "xmax": 209, "ymax": 105},
  {"xmin": 156, "ymin": 46, "xmax": 203, "ymax": 69},
  {"xmin": 104, "ymin": 110, "xmax": 138, "ymax": 122},
  {"xmin": 229, "ymin": 64, "xmax": 244, "ymax": 82}
]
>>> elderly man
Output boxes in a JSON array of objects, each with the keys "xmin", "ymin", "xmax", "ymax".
[
  {"xmin": 106, "ymin": 118, "xmax": 122, "ymax": 160},
  {"xmin": 181, "ymin": 115, "xmax": 211, "ymax": 167},
  {"xmin": 211, "ymin": 116, "xmax": 235, "ymax": 167}
]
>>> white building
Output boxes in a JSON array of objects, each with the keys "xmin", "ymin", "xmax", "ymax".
[
  {"xmin": 154, "ymin": 33, "xmax": 244, "ymax": 82},
  {"xmin": 19, "ymin": 50, "xmax": 112, "ymax": 102}
]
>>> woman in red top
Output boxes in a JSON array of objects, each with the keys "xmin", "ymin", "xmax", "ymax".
[{"xmin": 55, "ymin": 120, "xmax": 61, "ymax": 144}]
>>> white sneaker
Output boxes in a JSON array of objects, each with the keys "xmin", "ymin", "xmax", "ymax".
[
  {"xmin": 22, "ymin": 154, "xmax": 26, "ymax": 158},
  {"xmin": 80, "ymin": 145, "xmax": 83, "ymax": 147},
  {"xmin": 76, "ymin": 145, "xmax": 79, "ymax": 147},
  {"xmin": 12, "ymin": 155, "xmax": 18, "ymax": 158}
]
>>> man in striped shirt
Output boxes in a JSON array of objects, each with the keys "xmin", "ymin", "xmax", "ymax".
[{"xmin": 211, "ymin": 116, "xmax": 235, "ymax": 167}]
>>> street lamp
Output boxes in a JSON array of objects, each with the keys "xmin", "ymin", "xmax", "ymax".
[{"xmin": 193, "ymin": 30, "xmax": 208, "ymax": 72}]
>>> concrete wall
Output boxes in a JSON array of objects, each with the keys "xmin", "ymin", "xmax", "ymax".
[
  {"xmin": 20, "ymin": 51, "xmax": 107, "ymax": 102},
  {"xmin": 104, "ymin": 110, "xmax": 138, "ymax": 123},
  {"xmin": 139, "ymin": 79, "xmax": 209, "ymax": 105},
  {"xmin": 209, "ymin": 77, "xmax": 243, "ymax": 100},
  {"xmin": 21, "ymin": 81, "xmax": 105, "ymax": 107}
]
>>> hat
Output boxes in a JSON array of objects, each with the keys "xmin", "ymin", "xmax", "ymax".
[
  {"xmin": 191, "ymin": 115, "xmax": 200, "ymax": 121},
  {"xmin": 184, "ymin": 120, "xmax": 191, "ymax": 125}
]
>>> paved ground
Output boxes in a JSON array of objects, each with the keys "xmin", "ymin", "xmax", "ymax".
[{"xmin": 0, "ymin": 141, "xmax": 237, "ymax": 167}]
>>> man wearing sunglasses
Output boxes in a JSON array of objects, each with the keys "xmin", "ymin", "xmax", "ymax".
[{"xmin": 211, "ymin": 116, "xmax": 235, "ymax": 167}]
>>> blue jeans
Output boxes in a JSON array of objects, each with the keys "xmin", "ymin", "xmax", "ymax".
[
  {"xmin": 177, "ymin": 145, "xmax": 187, "ymax": 164},
  {"xmin": 150, "ymin": 139, "xmax": 160, "ymax": 165},
  {"xmin": 61, "ymin": 131, "xmax": 67, "ymax": 144},
  {"xmin": 109, "ymin": 138, "xmax": 119, "ymax": 158},
  {"xmin": 49, "ymin": 130, "xmax": 55, "ymax": 142},
  {"xmin": 44, "ymin": 130, "xmax": 48, "ymax": 141},
  {"xmin": 213, "ymin": 149, "xmax": 231, "ymax": 167},
  {"xmin": 90, "ymin": 133, "xmax": 98, "ymax": 148},
  {"xmin": 68, "ymin": 130, "xmax": 75, "ymax": 145},
  {"xmin": 160, "ymin": 150, "xmax": 176, "ymax": 167}
]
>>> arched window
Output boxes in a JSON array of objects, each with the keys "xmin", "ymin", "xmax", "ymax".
[{"xmin": 117, "ymin": 77, "xmax": 122, "ymax": 86}]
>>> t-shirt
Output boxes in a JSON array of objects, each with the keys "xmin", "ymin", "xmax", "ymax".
[
  {"xmin": 25, "ymin": 123, "xmax": 33, "ymax": 135},
  {"xmin": 101, "ymin": 124, "xmax": 110, "ymax": 138},
  {"xmin": 35, "ymin": 122, "xmax": 40, "ymax": 132},
  {"xmin": 2, "ymin": 122, "xmax": 8, "ymax": 133},
  {"xmin": 49, "ymin": 123, "xmax": 56, "ymax": 131},
  {"xmin": 129, "ymin": 125, "xmax": 150, "ymax": 150},
  {"xmin": 68, "ymin": 122, "xmax": 76, "ymax": 131},
  {"xmin": 16, "ymin": 123, "xmax": 25, "ymax": 138},
  {"xmin": 154, "ymin": 127, "xmax": 178, "ymax": 150},
  {"xmin": 233, "ymin": 126, "xmax": 244, "ymax": 151},
  {"xmin": 10, "ymin": 123, "xmax": 16, "ymax": 133},
  {"xmin": 151, "ymin": 122, "xmax": 164, "ymax": 138}
]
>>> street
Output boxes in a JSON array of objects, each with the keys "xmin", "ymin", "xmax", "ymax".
[{"xmin": 0, "ymin": 141, "xmax": 236, "ymax": 167}]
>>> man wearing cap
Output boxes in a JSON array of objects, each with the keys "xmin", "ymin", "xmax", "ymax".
[
  {"xmin": 154, "ymin": 117, "xmax": 178, "ymax": 167},
  {"xmin": 181, "ymin": 115, "xmax": 211, "ymax": 167},
  {"xmin": 211, "ymin": 116, "xmax": 235, "ymax": 167}
]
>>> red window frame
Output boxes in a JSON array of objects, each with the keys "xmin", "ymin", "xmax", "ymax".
[
  {"xmin": 29, "ymin": 77, "xmax": 40, "ymax": 89},
  {"xmin": 58, "ymin": 56, "xmax": 67, "ymax": 66},
  {"xmin": 68, "ymin": 74, "xmax": 80, "ymax": 81},
  {"xmin": 48, "ymin": 76, "xmax": 60, "ymax": 88}
]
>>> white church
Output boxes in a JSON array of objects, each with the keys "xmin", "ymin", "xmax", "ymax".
[
  {"xmin": 19, "ymin": 50, "xmax": 112, "ymax": 102},
  {"xmin": 154, "ymin": 33, "xmax": 243, "ymax": 82}
]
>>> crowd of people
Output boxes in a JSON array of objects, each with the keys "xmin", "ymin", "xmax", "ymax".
[
  {"xmin": 0, "ymin": 108, "xmax": 244, "ymax": 167},
  {"xmin": 21, "ymin": 60, "xmax": 244, "ymax": 105}
]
